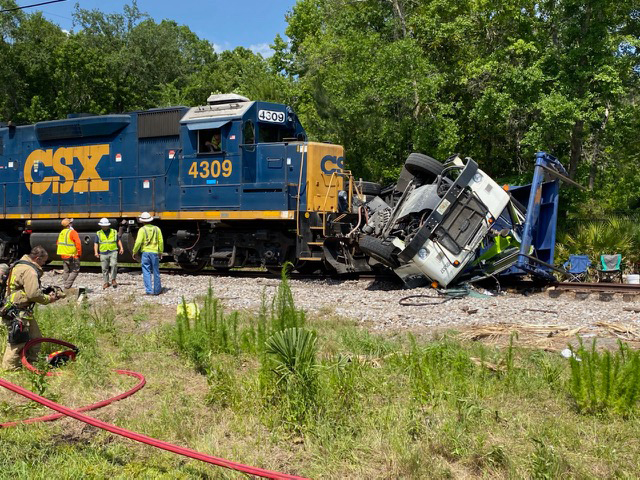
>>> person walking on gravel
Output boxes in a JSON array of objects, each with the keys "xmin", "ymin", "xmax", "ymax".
[
  {"xmin": 56, "ymin": 218, "xmax": 81, "ymax": 290},
  {"xmin": 132, "ymin": 212, "xmax": 163, "ymax": 295},
  {"xmin": 1, "ymin": 246, "xmax": 59, "ymax": 370},
  {"xmin": 94, "ymin": 218, "xmax": 124, "ymax": 290}
]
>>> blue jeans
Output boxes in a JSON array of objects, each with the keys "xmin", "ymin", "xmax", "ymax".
[{"xmin": 141, "ymin": 252, "xmax": 162, "ymax": 294}]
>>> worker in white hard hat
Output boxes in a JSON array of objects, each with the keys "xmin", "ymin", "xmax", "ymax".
[
  {"xmin": 132, "ymin": 212, "xmax": 164, "ymax": 295},
  {"xmin": 93, "ymin": 218, "xmax": 124, "ymax": 289}
]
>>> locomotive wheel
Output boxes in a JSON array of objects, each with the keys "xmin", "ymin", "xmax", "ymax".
[
  {"xmin": 177, "ymin": 258, "xmax": 208, "ymax": 273},
  {"xmin": 404, "ymin": 153, "xmax": 444, "ymax": 181},
  {"xmin": 212, "ymin": 266, "xmax": 231, "ymax": 272}
]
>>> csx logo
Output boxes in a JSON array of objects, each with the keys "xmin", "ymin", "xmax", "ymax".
[
  {"xmin": 24, "ymin": 144, "xmax": 110, "ymax": 195},
  {"xmin": 320, "ymin": 155, "xmax": 344, "ymax": 175}
]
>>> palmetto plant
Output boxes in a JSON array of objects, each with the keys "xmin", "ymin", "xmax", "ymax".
[
  {"xmin": 265, "ymin": 327, "xmax": 318, "ymax": 385},
  {"xmin": 264, "ymin": 327, "xmax": 319, "ymax": 429},
  {"xmin": 557, "ymin": 217, "xmax": 638, "ymax": 269}
]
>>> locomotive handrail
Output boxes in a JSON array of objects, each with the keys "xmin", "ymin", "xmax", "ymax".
[
  {"xmin": 295, "ymin": 145, "xmax": 307, "ymax": 238},
  {"xmin": 5, "ymin": 176, "xmax": 159, "ymax": 219}
]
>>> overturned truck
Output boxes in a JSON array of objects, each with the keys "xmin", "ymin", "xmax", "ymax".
[{"xmin": 356, "ymin": 151, "xmax": 570, "ymax": 288}]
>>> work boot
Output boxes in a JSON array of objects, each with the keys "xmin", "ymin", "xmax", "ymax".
[
  {"xmin": 103, "ymin": 283, "xmax": 110, "ymax": 290},
  {"xmin": 112, "ymin": 279, "xmax": 118, "ymax": 288}
]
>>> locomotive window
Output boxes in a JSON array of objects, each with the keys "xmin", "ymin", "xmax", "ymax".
[
  {"xmin": 259, "ymin": 124, "xmax": 295, "ymax": 143},
  {"xmin": 198, "ymin": 128, "xmax": 222, "ymax": 154},
  {"xmin": 243, "ymin": 120, "xmax": 255, "ymax": 152}
]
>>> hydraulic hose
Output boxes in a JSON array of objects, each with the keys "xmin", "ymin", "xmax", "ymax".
[{"xmin": 0, "ymin": 338, "xmax": 308, "ymax": 480}]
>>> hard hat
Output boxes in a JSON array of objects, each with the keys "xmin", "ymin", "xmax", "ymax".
[
  {"xmin": 98, "ymin": 217, "xmax": 111, "ymax": 227},
  {"xmin": 61, "ymin": 218, "xmax": 72, "ymax": 227},
  {"xmin": 138, "ymin": 212, "xmax": 153, "ymax": 223}
]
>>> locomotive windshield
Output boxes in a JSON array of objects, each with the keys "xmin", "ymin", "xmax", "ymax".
[{"xmin": 259, "ymin": 123, "xmax": 296, "ymax": 143}]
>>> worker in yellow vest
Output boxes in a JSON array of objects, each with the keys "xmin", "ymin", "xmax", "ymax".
[
  {"xmin": 132, "ymin": 212, "xmax": 164, "ymax": 295},
  {"xmin": 56, "ymin": 218, "xmax": 81, "ymax": 290},
  {"xmin": 94, "ymin": 218, "xmax": 124, "ymax": 290}
]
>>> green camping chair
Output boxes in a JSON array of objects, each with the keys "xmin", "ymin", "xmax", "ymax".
[{"xmin": 597, "ymin": 254, "xmax": 623, "ymax": 283}]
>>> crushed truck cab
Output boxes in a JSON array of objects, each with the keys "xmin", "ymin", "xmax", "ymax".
[
  {"xmin": 358, "ymin": 152, "xmax": 566, "ymax": 288},
  {"xmin": 393, "ymin": 158, "xmax": 509, "ymax": 287}
]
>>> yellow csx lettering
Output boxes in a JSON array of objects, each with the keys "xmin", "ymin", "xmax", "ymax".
[{"xmin": 24, "ymin": 145, "xmax": 110, "ymax": 195}]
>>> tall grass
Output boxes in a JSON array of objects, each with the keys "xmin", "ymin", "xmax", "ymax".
[
  {"xmin": 174, "ymin": 286, "xmax": 239, "ymax": 373},
  {"xmin": 568, "ymin": 339, "xmax": 640, "ymax": 415}
]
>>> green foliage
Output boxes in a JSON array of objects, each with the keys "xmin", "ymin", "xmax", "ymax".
[
  {"xmin": 404, "ymin": 335, "xmax": 477, "ymax": 404},
  {"xmin": 172, "ymin": 267, "xmax": 306, "ymax": 375},
  {"xmin": 271, "ymin": 263, "xmax": 306, "ymax": 331},
  {"xmin": 557, "ymin": 216, "xmax": 638, "ymax": 267},
  {"xmin": 285, "ymin": 0, "xmax": 640, "ymax": 210},
  {"xmin": 568, "ymin": 340, "xmax": 640, "ymax": 415},
  {"xmin": 6, "ymin": 288, "xmax": 640, "ymax": 476},
  {"xmin": 263, "ymin": 327, "xmax": 319, "ymax": 429},
  {"xmin": 530, "ymin": 438, "xmax": 566, "ymax": 479},
  {"xmin": 174, "ymin": 286, "xmax": 239, "ymax": 372}
]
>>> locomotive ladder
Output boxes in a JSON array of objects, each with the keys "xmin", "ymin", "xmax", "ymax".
[{"xmin": 298, "ymin": 173, "xmax": 354, "ymax": 262}]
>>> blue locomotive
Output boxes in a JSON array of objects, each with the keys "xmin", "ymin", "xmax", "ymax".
[{"xmin": 0, "ymin": 94, "xmax": 367, "ymax": 272}]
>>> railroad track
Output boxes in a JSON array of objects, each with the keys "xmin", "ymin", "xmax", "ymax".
[
  {"xmin": 44, "ymin": 264, "xmax": 392, "ymax": 282},
  {"xmin": 554, "ymin": 282, "xmax": 640, "ymax": 294}
]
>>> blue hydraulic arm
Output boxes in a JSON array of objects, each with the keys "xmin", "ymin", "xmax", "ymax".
[{"xmin": 513, "ymin": 151, "xmax": 583, "ymax": 278}]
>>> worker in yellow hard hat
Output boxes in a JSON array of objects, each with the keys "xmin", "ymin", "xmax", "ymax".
[{"xmin": 56, "ymin": 218, "xmax": 81, "ymax": 290}]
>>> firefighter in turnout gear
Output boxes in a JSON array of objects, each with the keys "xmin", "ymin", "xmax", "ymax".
[
  {"xmin": 94, "ymin": 218, "xmax": 124, "ymax": 289},
  {"xmin": 132, "ymin": 212, "xmax": 164, "ymax": 295},
  {"xmin": 1, "ymin": 246, "xmax": 59, "ymax": 370},
  {"xmin": 57, "ymin": 218, "xmax": 81, "ymax": 290}
]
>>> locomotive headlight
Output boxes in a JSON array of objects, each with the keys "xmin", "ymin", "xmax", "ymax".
[
  {"xmin": 473, "ymin": 173, "xmax": 483, "ymax": 183},
  {"xmin": 418, "ymin": 248, "xmax": 428, "ymax": 261}
]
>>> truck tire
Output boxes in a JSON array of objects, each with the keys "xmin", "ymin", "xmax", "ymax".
[
  {"xmin": 357, "ymin": 181, "xmax": 382, "ymax": 196},
  {"xmin": 405, "ymin": 153, "xmax": 444, "ymax": 181},
  {"xmin": 358, "ymin": 235, "xmax": 399, "ymax": 268}
]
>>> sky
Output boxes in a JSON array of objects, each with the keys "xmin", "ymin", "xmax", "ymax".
[{"xmin": 32, "ymin": 0, "xmax": 298, "ymax": 57}]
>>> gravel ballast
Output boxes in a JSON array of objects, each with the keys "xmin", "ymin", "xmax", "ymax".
[{"xmin": 40, "ymin": 270, "xmax": 640, "ymax": 331}]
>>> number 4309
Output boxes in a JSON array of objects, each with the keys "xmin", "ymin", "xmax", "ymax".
[{"xmin": 188, "ymin": 159, "xmax": 232, "ymax": 179}]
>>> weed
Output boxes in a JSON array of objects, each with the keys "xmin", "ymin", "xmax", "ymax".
[
  {"xmin": 568, "ymin": 339, "xmax": 640, "ymax": 415},
  {"xmin": 27, "ymin": 356, "xmax": 51, "ymax": 397},
  {"xmin": 404, "ymin": 335, "xmax": 477, "ymax": 405},
  {"xmin": 271, "ymin": 263, "xmax": 305, "ymax": 331},
  {"xmin": 205, "ymin": 362, "xmax": 238, "ymax": 409},
  {"xmin": 87, "ymin": 302, "xmax": 117, "ymax": 335},
  {"xmin": 504, "ymin": 331, "xmax": 518, "ymax": 385},
  {"xmin": 174, "ymin": 286, "xmax": 239, "ymax": 372},
  {"xmin": 530, "ymin": 438, "xmax": 565, "ymax": 479}
]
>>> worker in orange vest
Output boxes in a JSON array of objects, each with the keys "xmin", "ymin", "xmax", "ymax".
[{"xmin": 56, "ymin": 218, "xmax": 81, "ymax": 290}]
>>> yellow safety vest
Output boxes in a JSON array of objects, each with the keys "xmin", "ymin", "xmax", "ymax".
[
  {"xmin": 56, "ymin": 229, "xmax": 77, "ymax": 256},
  {"xmin": 141, "ymin": 225, "xmax": 160, "ymax": 253},
  {"xmin": 97, "ymin": 229, "xmax": 118, "ymax": 253}
]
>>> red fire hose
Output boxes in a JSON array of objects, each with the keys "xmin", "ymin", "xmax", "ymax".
[{"xmin": 0, "ymin": 338, "xmax": 308, "ymax": 480}]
